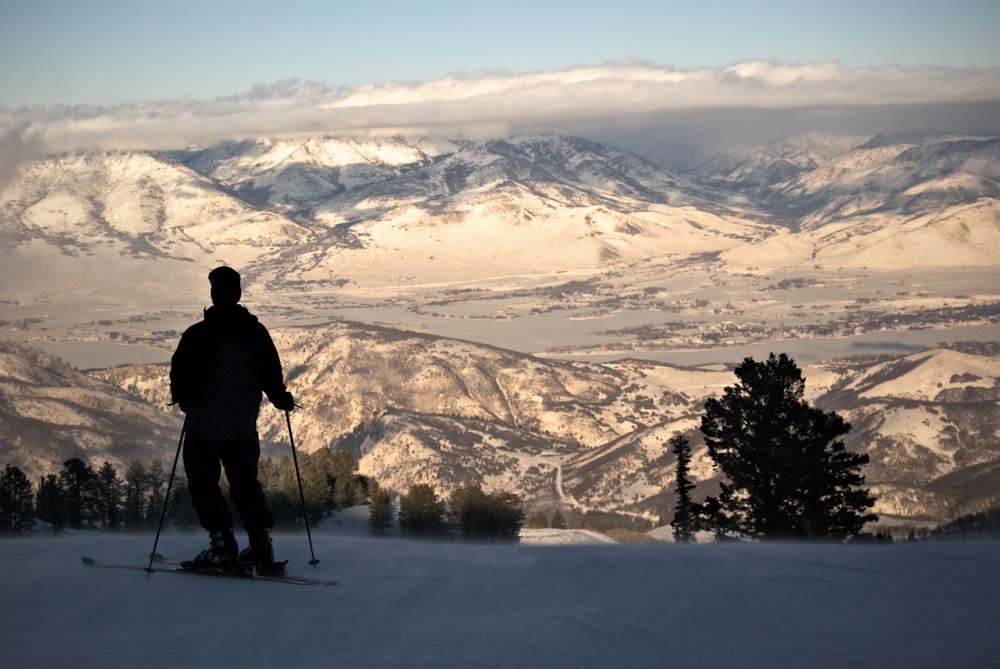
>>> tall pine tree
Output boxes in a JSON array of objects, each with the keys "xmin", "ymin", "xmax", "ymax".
[
  {"xmin": 122, "ymin": 460, "xmax": 149, "ymax": 530},
  {"xmin": 59, "ymin": 458, "xmax": 100, "ymax": 529},
  {"xmin": 669, "ymin": 435, "xmax": 696, "ymax": 543},
  {"xmin": 144, "ymin": 460, "xmax": 166, "ymax": 530},
  {"xmin": 0, "ymin": 464, "xmax": 35, "ymax": 533},
  {"xmin": 398, "ymin": 483, "xmax": 446, "ymax": 536},
  {"xmin": 96, "ymin": 461, "xmax": 123, "ymax": 531},
  {"xmin": 700, "ymin": 353, "xmax": 877, "ymax": 541},
  {"xmin": 367, "ymin": 481, "xmax": 393, "ymax": 535},
  {"xmin": 36, "ymin": 474, "xmax": 66, "ymax": 530}
]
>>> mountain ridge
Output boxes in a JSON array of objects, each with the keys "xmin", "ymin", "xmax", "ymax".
[
  {"xmin": 3, "ymin": 323, "xmax": 976, "ymax": 530},
  {"xmin": 3, "ymin": 132, "xmax": 996, "ymax": 296}
]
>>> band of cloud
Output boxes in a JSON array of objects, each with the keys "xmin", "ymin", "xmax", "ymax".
[{"xmin": 1, "ymin": 59, "xmax": 998, "ymax": 173}]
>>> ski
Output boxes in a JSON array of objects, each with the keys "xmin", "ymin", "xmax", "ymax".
[
  {"xmin": 152, "ymin": 553, "xmax": 336, "ymax": 585},
  {"xmin": 82, "ymin": 557, "xmax": 336, "ymax": 586}
]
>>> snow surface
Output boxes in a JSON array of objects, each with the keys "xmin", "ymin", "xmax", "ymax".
[{"xmin": 2, "ymin": 520, "xmax": 997, "ymax": 669}]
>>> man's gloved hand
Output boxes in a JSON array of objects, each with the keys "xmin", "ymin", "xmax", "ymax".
[{"xmin": 273, "ymin": 391, "xmax": 295, "ymax": 411}]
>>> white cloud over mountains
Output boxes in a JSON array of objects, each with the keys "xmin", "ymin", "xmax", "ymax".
[{"xmin": 2, "ymin": 59, "xmax": 999, "ymax": 182}]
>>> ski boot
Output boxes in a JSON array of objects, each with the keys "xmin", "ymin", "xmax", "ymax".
[
  {"xmin": 181, "ymin": 529, "xmax": 241, "ymax": 572},
  {"xmin": 246, "ymin": 528, "xmax": 287, "ymax": 576}
]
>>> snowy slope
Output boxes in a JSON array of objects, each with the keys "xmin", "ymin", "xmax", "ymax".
[
  {"xmin": 2, "ymin": 530, "xmax": 997, "ymax": 669},
  {"xmin": 835, "ymin": 348, "xmax": 1000, "ymax": 401},
  {"xmin": 709, "ymin": 133, "xmax": 1000, "ymax": 267}
]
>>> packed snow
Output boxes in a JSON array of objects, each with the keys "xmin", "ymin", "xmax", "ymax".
[{"xmin": 2, "ymin": 516, "xmax": 997, "ymax": 668}]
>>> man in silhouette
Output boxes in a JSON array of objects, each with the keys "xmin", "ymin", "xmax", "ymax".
[{"xmin": 170, "ymin": 266, "xmax": 294, "ymax": 576}]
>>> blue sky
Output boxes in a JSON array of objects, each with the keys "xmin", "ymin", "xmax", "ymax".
[{"xmin": 2, "ymin": 0, "xmax": 999, "ymax": 107}]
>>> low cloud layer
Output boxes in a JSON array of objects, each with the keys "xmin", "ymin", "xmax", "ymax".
[{"xmin": 2, "ymin": 59, "xmax": 999, "ymax": 184}]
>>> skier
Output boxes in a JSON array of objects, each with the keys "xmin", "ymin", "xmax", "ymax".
[{"xmin": 170, "ymin": 266, "xmax": 295, "ymax": 576}]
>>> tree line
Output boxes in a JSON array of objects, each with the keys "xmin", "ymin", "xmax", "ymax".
[
  {"xmin": 1, "ymin": 450, "xmax": 527, "ymax": 542},
  {"xmin": 3, "ymin": 458, "xmax": 176, "ymax": 533},
  {"xmin": 0, "ymin": 448, "xmax": 369, "ymax": 534},
  {"xmin": 367, "ymin": 480, "xmax": 525, "ymax": 542}
]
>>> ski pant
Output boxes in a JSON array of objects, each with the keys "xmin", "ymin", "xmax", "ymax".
[{"xmin": 183, "ymin": 433, "xmax": 274, "ymax": 534}]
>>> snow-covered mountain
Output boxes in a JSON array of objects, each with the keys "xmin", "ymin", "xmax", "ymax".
[
  {"xmin": 1, "ymin": 130, "xmax": 998, "ymax": 531},
  {"xmin": 695, "ymin": 132, "xmax": 1000, "ymax": 267},
  {"xmin": 0, "ymin": 149, "xmax": 315, "ymax": 302},
  {"xmin": 172, "ymin": 135, "xmax": 777, "ymax": 289},
  {"xmin": 5, "ymin": 132, "xmax": 996, "ymax": 299},
  {"xmin": 0, "ymin": 340, "xmax": 181, "ymax": 479}
]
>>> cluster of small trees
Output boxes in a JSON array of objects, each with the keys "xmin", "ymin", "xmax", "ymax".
[
  {"xmin": 2, "ymin": 448, "xmax": 526, "ymax": 543},
  {"xmin": 670, "ymin": 353, "xmax": 878, "ymax": 543},
  {"xmin": 527, "ymin": 508, "xmax": 569, "ymax": 529},
  {"xmin": 930, "ymin": 508, "xmax": 1000, "ymax": 540},
  {"xmin": 1, "ymin": 458, "xmax": 181, "ymax": 533},
  {"xmin": 258, "ymin": 448, "xmax": 367, "ymax": 527},
  {"xmin": 0, "ymin": 447, "xmax": 368, "ymax": 534},
  {"xmin": 374, "ymin": 481, "xmax": 525, "ymax": 543}
]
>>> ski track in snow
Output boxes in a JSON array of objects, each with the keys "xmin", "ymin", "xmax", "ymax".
[{"xmin": 1, "ymin": 528, "xmax": 997, "ymax": 669}]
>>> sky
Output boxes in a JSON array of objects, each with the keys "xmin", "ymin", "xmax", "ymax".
[
  {"xmin": 1, "ymin": 0, "xmax": 999, "ymax": 170},
  {"xmin": 2, "ymin": 0, "xmax": 999, "ymax": 107}
]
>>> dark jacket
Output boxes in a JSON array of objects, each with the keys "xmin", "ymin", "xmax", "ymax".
[{"xmin": 170, "ymin": 305, "xmax": 289, "ymax": 440}]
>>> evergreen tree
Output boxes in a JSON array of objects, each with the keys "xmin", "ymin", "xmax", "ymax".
[
  {"xmin": 295, "ymin": 449, "xmax": 334, "ymax": 519},
  {"xmin": 368, "ymin": 481, "xmax": 393, "ymax": 535},
  {"xmin": 59, "ymin": 458, "xmax": 100, "ymax": 529},
  {"xmin": 95, "ymin": 461, "xmax": 123, "ymax": 531},
  {"xmin": 166, "ymin": 478, "xmax": 199, "ymax": 529},
  {"xmin": 35, "ymin": 474, "xmax": 66, "ymax": 530},
  {"xmin": 448, "ymin": 481, "xmax": 484, "ymax": 532},
  {"xmin": 669, "ymin": 434, "xmax": 696, "ymax": 543},
  {"xmin": 398, "ymin": 483, "xmax": 446, "ymax": 536},
  {"xmin": 449, "ymin": 481, "xmax": 524, "ymax": 543},
  {"xmin": 700, "ymin": 353, "xmax": 878, "ymax": 541},
  {"xmin": 122, "ymin": 460, "xmax": 148, "ymax": 530},
  {"xmin": 334, "ymin": 451, "xmax": 368, "ymax": 510},
  {"xmin": 144, "ymin": 460, "xmax": 166, "ymax": 530},
  {"xmin": 0, "ymin": 464, "xmax": 35, "ymax": 533},
  {"xmin": 527, "ymin": 510, "xmax": 549, "ymax": 529},
  {"xmin": 551, "ymin": 508, "xmax": 568, "ymax": 529},
  {"xmin": 317, "ymin": 448, "xmax": 367, "ymax": 511},
  {"xmin": 696, "ymin": 495, "xmax": 738, "ymax": 542},
  {"xmin": 257, "ymin": 455, "xmax": 281, "ymax": 493},
  {"xmin": 271, "ymin": 454, "xmax": 305, "ymax": 526},
  {"xmin": 258, "ymin": 456, "xmax": 297, "ymax": 526},
  {"xmin": 483, "ymin": 490, "xmax": 525, "ymax": 543}
]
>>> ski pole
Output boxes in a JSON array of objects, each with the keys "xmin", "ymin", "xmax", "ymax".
[
  {"xmin": 286, "ymin": 409, "xmax": 320, "ymax": 567},
  {"xmin": 147, "ymin": 419, "xmax": 185, "ymax": 575}
]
